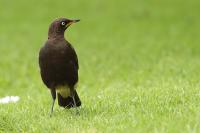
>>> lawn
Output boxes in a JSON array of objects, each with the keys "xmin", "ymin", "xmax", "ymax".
[{"xmin": 0, "ymin": 0, "xmax": 200, "ymax": 132}]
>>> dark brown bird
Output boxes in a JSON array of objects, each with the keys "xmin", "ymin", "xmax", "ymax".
[{"xmin": 39, "ymin": 18, "xmax": 81, "ymax": 116}]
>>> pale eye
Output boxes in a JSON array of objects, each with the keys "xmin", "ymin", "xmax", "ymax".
[{"xmin": 61, "ymin": 22, "xmax": 65, "ymax": 26}]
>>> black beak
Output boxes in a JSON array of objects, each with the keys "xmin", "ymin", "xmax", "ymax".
[
  {"xmin": 71, "ymin": 19, "xmax": 80, "ymax": 23},
  {"xmin": 68, "ymin": 19, "xmax": 80, "ymax": 25},
  {"xmin": 65, "ymin": 19, "xmax": 80, "ymax": 29}
]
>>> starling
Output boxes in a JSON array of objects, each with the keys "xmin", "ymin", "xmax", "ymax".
[{"xmin": 39, "ymin": 18, "xmax": 81, "ymax": 116}]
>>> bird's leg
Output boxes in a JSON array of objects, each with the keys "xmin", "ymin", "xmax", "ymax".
[
  {"xmin": 70, "ymin": 89, "xmax": 79, "ymax": 115},
  {"xmin": 50, "ymin": 89, "xmax": 56, "ymax": 117}
]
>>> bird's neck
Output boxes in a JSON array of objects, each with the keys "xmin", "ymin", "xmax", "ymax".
[
  {"xmin": 48, "ymin": 26, "xmax": 65, "ymax": 39},
  {"xmin": 48, "ymin": 34, "xmax": 65, "ymax": 39}
]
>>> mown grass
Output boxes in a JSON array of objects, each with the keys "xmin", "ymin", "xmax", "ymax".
[{"xmin": 0, "ymin": 0, "xmax": 200, "ymax": 132}]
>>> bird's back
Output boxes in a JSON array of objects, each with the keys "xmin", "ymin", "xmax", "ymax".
[{"xmin": 39, "ymin": 39, "xmax": 79, "ymax": 89}]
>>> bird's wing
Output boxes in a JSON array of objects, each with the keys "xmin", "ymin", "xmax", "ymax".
[
  {"xmin": 70, "ymin": 45, "xmax": 79, "ymax": 70},
  {"xmin": 39, "ymin": 41, "xmax": 79, "ymax": 88},
  {"xmin": 39, "ymin": 46, "xmax": 51, "ymax": 88}
]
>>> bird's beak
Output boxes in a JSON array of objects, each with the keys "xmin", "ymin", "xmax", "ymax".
[
  {"xmin": 71, "ymin": 19, "xmax": 80, "ymax": 23},
  {"xmin": 66, "ymin": 19, "xmax": 80, "ymax": 28}
]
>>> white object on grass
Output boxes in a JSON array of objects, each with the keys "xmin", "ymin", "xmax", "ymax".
[{"xmin": 0, "ymin": 96, "xmax": 20, "ymax": 104}]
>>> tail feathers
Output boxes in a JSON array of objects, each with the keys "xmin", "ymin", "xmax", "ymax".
[{"xmin": 57, "ymin": 90, "xmax": 81, "ymax": 108}]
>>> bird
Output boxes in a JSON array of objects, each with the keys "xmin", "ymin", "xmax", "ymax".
[{"xmin": 39, "ymin": 18, "xmax": 81, "ymax": 116}]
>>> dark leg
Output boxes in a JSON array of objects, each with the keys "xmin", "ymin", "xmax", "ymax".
[
  {"xmin": 70, "ymin": 89, "xmax": 79, "ymax": 115},
  {"xmin": 50, "ymin": 89, "xmax": 56, "ymax": 117}
]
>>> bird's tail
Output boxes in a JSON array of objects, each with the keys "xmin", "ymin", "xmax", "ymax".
[{"xmin": 57, "ymin": 90, "xmax": 81, "ymax": 108}]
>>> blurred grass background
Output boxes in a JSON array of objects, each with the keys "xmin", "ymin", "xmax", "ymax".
[{"xmin": 0, "ymin": 0, "xmax": 200, "ymax": 132}]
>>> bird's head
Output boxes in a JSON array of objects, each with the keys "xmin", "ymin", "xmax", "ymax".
[{"xmin": 48, "ymin": 18, "xmax": 80, "ymax": 39}]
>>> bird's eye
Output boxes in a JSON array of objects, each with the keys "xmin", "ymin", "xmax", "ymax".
[{"xmin": 61, "ymin": 22, "xmax": 66, "ymax": 26}]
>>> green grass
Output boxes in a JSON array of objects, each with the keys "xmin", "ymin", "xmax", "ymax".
[{"xmin": 0, "ymin": 0, "xmax": 200, "ymax": 132}]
